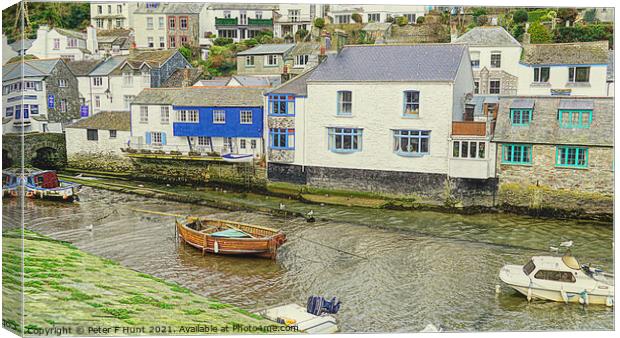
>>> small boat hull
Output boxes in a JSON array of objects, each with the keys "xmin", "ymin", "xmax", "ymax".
[
  {"xmin": 507, "ymin": 284, "xmax": 613, "ymax": 305},
  {"xmin": 176, "ymin": 217, "xmax": 286, "ymax": 259},
  {"xmin": 221, "ymin": 153, "xmax": 254, "ymax": 163}
]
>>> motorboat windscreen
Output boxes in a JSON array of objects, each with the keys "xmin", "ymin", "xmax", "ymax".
[
  {"xmin": 562, "ymin": 255, "xmax": 581, "ymax": 270},
  {"xmin": 523, "ymin": 260, "xmax": 536, "ymax": 275}
]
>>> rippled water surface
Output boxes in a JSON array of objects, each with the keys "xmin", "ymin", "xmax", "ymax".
[{"xmin": 3, "ymin": 187, "xmax": 614, "ymax": 332}]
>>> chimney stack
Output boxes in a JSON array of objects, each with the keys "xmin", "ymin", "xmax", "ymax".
[{"xmin": 450, "ymin": 23, "xmax": 458, "ymax": 42}]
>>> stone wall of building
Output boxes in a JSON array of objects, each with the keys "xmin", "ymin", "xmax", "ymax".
[
  {"xmin": 267, "ymin": 116, "xmax": 295, "ymax": 163},
  {"xmin": 268, "ymin": 162, "xmax": 307, "ymax": 184},
  {"xmin": 47, "ymin": 61, "xmax": 80, "ymax": 123},
  {"xmin": 475, "ymin": 67, "xmax": 518, "ymax": 95}
]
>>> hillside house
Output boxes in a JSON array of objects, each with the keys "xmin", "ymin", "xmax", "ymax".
[{"xmin": 236, "ymin": 44, "xmax": 295, "ymax": 76}]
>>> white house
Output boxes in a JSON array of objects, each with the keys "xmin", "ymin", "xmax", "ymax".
[
  {"xmin": 133, "ymin": 2, "xmax": 207, "ymax": 49},
  {"xmin": 517, "ymin": 40, "xmax": 610, "ymax": 97},
  {"xmin": 328, "ymin": 4, "xmax": 426, "ymax": 24},
  {"xmin": 65, "ymin": 111, "xmax": 131, "ymax": 156},
  {"xmin": 273, "ymin": 3, "xmax": 326, "ymax": 39},
  {"xmin": 65, "ymin": 60, "xmax": 104, "ymax": 117},
  {"xmin": 27, "ymin": 25, "xmax": 98, "ymax": 61},
  {"xmin": 452, "ymin": 26, "xmax": 522, "ymax": 95},
  {"xmin": 90, "ymin": 2, "xmax": 138, "ymax": 30},
  {"xmin": 266, "ymin": 44, "xmax": 484, "ymax": 199},
  {"xmin": 202, "ymin": 3, "xmax": 278, "ymax": 42}
]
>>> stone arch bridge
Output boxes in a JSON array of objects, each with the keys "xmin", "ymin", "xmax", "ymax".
[{"xmin": 2, "ymin": 133, "xmax": 67, "ymax": 169}]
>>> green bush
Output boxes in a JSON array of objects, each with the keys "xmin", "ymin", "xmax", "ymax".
[
  {"xmin": 313, "ymin": 17, "xmax": 325, "ymax": 29},
  {"xmin": 416, "ymin": 16, "xmax": 425, "ymax": 24},
  {"xmin": 527, "ymin": 9, "xmax": 550, "ymax": 23},
  {"xmin": 213, "ymin": 37, "xmax": 233, "ymax": 46},
  {"xmin": 385, "ymin": 15, "xmax": 394, "ymax": 23},
  {"xmin": 583, "ymin": 9, "xmax": 597, "ymax": 23},
  {"xmin": 295, "ymin": 28, "xmax": 309, "ymax": 41},
  {"xmin": 512, "ymin": 9, "xmax": 528, "ymax": 24},
  {"xmin": 557, "ymin": 8, "xmax": 578, "ymax": 23},
  {"xmin": 243, "ymin": 38, "xmax": 259, "ymax": 47},
  {"xmin": 528, "ymin": 22, "xmax": 552, "ymax": 43},
  {"xmin": 554, "ymin": 23, "xmax": 613, "ymax": 47},
  {"xmin": 512, "ymin": 24, "xmax": 525, "ymax": 41},
  {"xmin": 396, "ymin": 16, "xmax": 408, "ymax": 26},
  {"xmin": 351, "ymin": 13, "xmax": 362, "ymax": 23}
]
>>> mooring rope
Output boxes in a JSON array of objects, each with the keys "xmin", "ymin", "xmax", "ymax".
[
  {"xmin": 127, "ymin": 207, "xmax": 184, "ymax": 218},
  {"xmin": 297, "ymin": 237, "xmax": 368, "ymax": 260}
]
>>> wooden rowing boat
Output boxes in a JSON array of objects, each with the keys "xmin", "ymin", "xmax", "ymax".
[{"xmin": 175, "ymin": 216, "xmax": 286, "ymax": 259}]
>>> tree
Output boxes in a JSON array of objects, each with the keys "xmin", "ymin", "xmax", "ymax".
[
  {"xmin": 416, "ymin": 16, "xmax": 425, "ymax": 24},
  {"xmin": 313, "ymin": 17, "xmax": 325, "ymax": 29},
  {"xmin": 512, "ymin": 9, "xmax": 528, "ymax": 24},
  {"xmin": 583, "ymin": 9, "xmax": 597, "ymax": 23},
  {"xmin": 213, "ymin": 37, "xmax": 233, "ymax": 46},
  {"xmin": 557, "ymin": 8, "xmax": 578, "ymax": 24},
  {"xmin": 295, "ymin": 28, "xmax": 309, "ymax": 41},
  {"xmin": 396, "ymin": 16, "xmax": 408, "ymax": 26},
  {"xmin": 528, "ymin": 22, "xmax": 552, "ymax": 43},
  {"xmin": 178, "ymin": 46, "xmax": 192, "ymax": 61},
  {"xmin": 351, "ymin": 13, "xmax": 362, "ymax": 24},
  {"xmin": 512, "ymin": 24, "xmax": 525, "ymax": 41},
  {"xmin": 385, "ymin": 15, "xmax": 394, "ymax": 23}
]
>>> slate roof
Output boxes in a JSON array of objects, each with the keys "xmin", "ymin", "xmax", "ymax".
[
  {"xmin": 466, "ymin": 95, "xmax": 499, "ymax": 116},
  {"xmin": 308, "ymin": 44, "xmax": 467, "ymax": 82},
  {"xmin": 97, "ymin": 29, "xmax": 133, "ymax": 49},
  {"xmin": 89, "ymin": 55, "xmax": 127, "ymax": 76},
  {"xmin": 66, "ymin": 60, "xmax": 103, "ymax": 76},
  {"xmin": 3, "ymin": 58, "xmax": 61, "ymax": 81},
  {"xmin": 161, "ymin": 68, "xmax": 204, "ymax": 87},
  {"xmin": 207, "ymin": 3, "xmax": 278, "ymax": 10},
  {"xmin": 124, "ymin": 49, "xmax": 179, "ymax": 68},
  {"xmin": 134, "ymin": 3, "xmax": 205, "ymax": 14},
  {"xmin": 453, "ymin": 26, "xmax": 521, "ymax": 47},
  {"xmin": 194, "ymin": 77, "xmax": 231, "ymax": 86},
  {"xmin": 133, "ymin": 87, "xmax": 266, "ymax": 107},
  {"xmin": 9, "ymin": 39, "xmax": 33, "ymax": 52},
  {"xmin": 237, "ymin": 44, "xmax": 296, "ymax": 56},
  {"xmin": 521, "ymin": 41, "xmax": 609, "ymax": 65},
  {"xmin": 230, "ymin": 75, "xmax": 281, "ymax": 87},
  {"xmin": 267, "ymin": 67, "xmax": 316, "ymax": 96},
  {"xmin": 493, "ymin": 96, "xmax": 613, "ymax": 146},
  {"xmin": 288, "ymin": 42, "xmax": 320, "ymax": 57},
  {"xmin": 607, "ymin": 50, "xmax": 614, "ymax": 81},
  {"xmin": 66, "ymin": 111, "xmax": 130, "ymax": 131},
  {"xmin": 56, "ymin": 28, "xmax": 86, "ymax": 40}
]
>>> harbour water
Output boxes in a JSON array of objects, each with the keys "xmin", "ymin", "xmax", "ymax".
[{"xmin": 3, "ymin": 186, "xmax": 614, "ymax": 332}]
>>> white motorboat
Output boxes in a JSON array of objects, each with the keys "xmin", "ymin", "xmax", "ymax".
[{"xmin": 499, "ymin": 254, "xmax": 614, "ymax": 306}]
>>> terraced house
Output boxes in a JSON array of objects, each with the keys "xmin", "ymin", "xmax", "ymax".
[
  {"xmin": 133, "ymin": 2, "xmax": 206, "ymax": 49},
  {"xmin": 202, "ymin": 3, "xmax": 277, "ymax": 42},
  {"xmin": 492, "ymin": 96, "xmax": 613, "ymax": 195},
  {"xmin": 130, "ymin": 87, "xmax": 266, "ymax": 157},
  {"xmin": 236, "ymin": 43, "xmax": 295, "ymax": 76}
]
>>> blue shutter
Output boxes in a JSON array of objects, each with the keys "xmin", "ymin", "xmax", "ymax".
[
  {"xmin": 161, "ymin": 132, "xmax": 167, "ymax": 145},
  {"xmin": 145, "ymin": 131, "xmax": 151, "ymax": 144}
]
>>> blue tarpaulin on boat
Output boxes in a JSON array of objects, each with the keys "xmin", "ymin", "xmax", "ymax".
[{"xmin": 210, "ymin": 229, "xmax": 251, "ymax": 238}]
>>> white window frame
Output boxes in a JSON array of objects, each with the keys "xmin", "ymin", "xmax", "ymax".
[
  {"xmin": 93, "ymin": 77, "xmax": 103, "ymax": 86},
  {"xmin": 140, "ymin": 106, "xmax": 149, "ymax": 123},
  {"xmin": 240, "ymin": 110, "xmax": 252, "ymax": 124},
  {"xmin": 294, "ymin": 54, "xmax": 309, "ymax": 68},
  {"xmin": 123, "ymin": 71, "xmax": 133, "ymax": 86},
  {"xmin": 160, "ymin": 106, "xmax": 170, "ymax": 124},
  {"xmin": 147, "ymin": 17, "xmax": 154, "ymax": 30},
  {"xmin": 266, "ymin": 55, "xmax": 278, "ymax": 66},
  {"xmin": 213, "ymin": 110, "xmax": 225, "ymax": 124},
  {"xmin": 151, "ymin": 131, "xmax": 163, "ymax": 145}
]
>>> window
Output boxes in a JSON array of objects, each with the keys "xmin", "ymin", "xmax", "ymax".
[
  {"xmin": 337, "ymin": 91, "xmax": 352, "ymax": 115},
  {"xmin": 266, "ymin": 55, "xmax": 278, "ymax": 66},
  {"xmin": 59, "ymin": 99, "xmax": 67, "ymax": 112},
  {"xmin": 158, "ymin": 17, "xmax": 164, "ymax": 29},
  {"xmin": 368, "ymin": 13, "xmax": 381, "ymax": 22},
  {"xmin": 533, "ymin": 67, "xmax": 550, "ymax": 83},
  {"xmin": 240, "ymin": 11, "xmax": 247, "ymax": 25},
  {"xmin": 534, "ymin": 270, "xmax": 576, "ymax": 283},
  {"xmin": 557, "ymin": 146, "xmax": 588, "ymax": 168},
  {"xmin": 123, "ymin": 95, "xmax": 134, "ymax": 110},
  {"xmin": 97, "ymin": 5, "xmax": 102, "ymax": 14},
  {"xmin": 112, "ymin": 45, "xmax": 120, "ymax": 53},
  {"xmin": 87, "ymin": 129, "xmax": 98, "ymax": 141},
  {"xmin": 96, "ymin": 19, "xmax": 104, "ymax": 29},
  {"xmin": 452, "ymin": 140, "xmax": 486, "ymax": 159},
  {"xmin": 240, "ymin": 110, "xmax": 252, "ymax": 124},
  {"xmin": 147, "ymin": 17, "xmax": 154, "ymax": 30},
  {"xmin": 5, "ymin": 107, "xmax": 13, "ymax": 117},
  {"xmin": 269, "ymin": 95, "xmax": 294, "ymax": 115},
  {"xmin": 169, "ymin": 17, "xmax": 176, "ymax": 29},
  {"xmin": 108, "ymin": 5, "xmax": 112, "ymax": 14},
  {"xmin": 30, "ymin": 104, "xmax": 39, "ymax": 115},
  {"xmin": 328, "ymin": 128, "xmax": 362, "ymax": 152},
  {"xmin": 502, "ymin": 144, "xmax": 532, "ymax": 165},
  {"xmin": 558, "ymin": 110, "xmax": 592, "ymax": 128},
  {"xmin": 109, "ymin": 130, "xmax": 117, "ymax": 138},
  {"xmin": 117, "ymin": 4, "xmax": 122, "ymax": 14},
  {"xmin": 53, "ymin": 38, "xmax": 60, "ymax": 50},
  {"xmin": 294, "ymin": 54, "xmax": 309, "ymax": 67},
  {"xmin": 180, "ymin": 17, "xmax": 188, "ymax": 30},
  {"xmin": 147, "ymin": 37, "xmax": 154, "ymax": 48},
  {"xmin": 245, "ymin": 56, "xmax": 255, "ymax": 67},
  {"xmin": 213, "ymin": 110, "xmax": 225, "ymax": 123},
  {"xmin": 58, "ymin": 79, "xmax": 67, "ymax": 87},
  {"xmin": 218, "ymin": 29, "xmax": 237, "ymax": 39},
  {"xmin": 251, "ymin": 140, "xmax": 257, "ymax": 149},
  {"xmin": 23, "ymin": 104, "xmax": 30, "ymax": 118},
  {"xmin": 510, "ymin": 109, "xmax": 532, "ymax": 126},
  {"xmin": 150, "ymin": 132, "xmax": 163, "ymax": 145},
  {"xmin": 142, "ymin": 70, "xmax": 151, "ymax": 85},
  {"xmin": 393, "ymin": 130, "xmax": 430, "ymax": 156},
  {"xmin": 67, "ymin": 38, "xmax": 77, "ymax": 48},
  {"xmin": 15, "ymin": 105, "xmax": 21, "ymax": 119},
  {"xmin": 335, "ymin": 15, "xmax": 351, "ymax": 24},
  {"xmin": 270, "ymin": 128, "xmax": 295, "ymax": 150},
  {"xmin": 123, "ymin": 71, "xmax": 133, "ymax": 86},
  {"xmin": 197, "ymin": 137, "xmax": 211, "ymax": 146},
  {"xmin": 490, "ymin": 52, "xmax": 501, "ymax": 68},
  {"xmin": 470, "ymin": 52, "xmax": 480, "ymax": 68},
  {"xmin": 95, "ymin": 95, "xmax": 101, "ymax": 108},
  {"xmin": 403, "ymin": 90, "xmax": 420, "ymax": 116},
  {"xmin": 223, "ymin": 11, "xmax": 231, "ymax": 18},
  {"xmin": 160, "ymin": 106, "xmax": 170, "ymax": 123},
  {"xmin": 169, "ymin": 36, "xmax": 176, "ymax": 48},
  {"xmin": 93, "ymin": 77, "xmax": 103, "ymax": 86},
  {"xmin": 474, "ymin": 80, "xmax": 480, "ymax": 94},
  {"xmin": 568, "ymin": 66, "xmax": 590, "ymax": 83},
  {"xmin": 255, "ymin": 11, "xmax": 262, "ymax": 19},
  {"xmin": 177, "ymin": 110, "xmax": 199, "ymax": 122},
  {"xmin": 489, "ymin": 79, "xmax": 500, "ymax": 94},
  {"xmin": 180, "ymin": 35, "xmax": 188, "ymax": 45},
  {"xmin": 159, "ymin": 36, "xmax": 165, "ymax": 48},
  {"xmin": 240, "ymin": 139, "xmax": 247, "ymax": 149},
  {"xmin": 523, "ymin": 260, "xmax": 536, "ymax": 275},
  {"xmin": 140, "ymin": 106, "xmax": 149, "ymax": 123},
  {"xmin": 289, "ymin": 9, "xmax": 300, "ymax": 22},
  {"xmin": 405, "ymin": 14, "xmax": 416, "ymax": 23}
]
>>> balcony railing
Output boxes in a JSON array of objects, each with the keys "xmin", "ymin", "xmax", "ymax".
[
  {"xmin": 248, "ymin": 18, "xmax": 273, "ymax": 26},
  {"xmin": 215, "ymin": 17, "xmax": 238, "ymax": 26},
  {"xmin": 452, "ymin": 121, "xmax": 486, "ymax": 136}
]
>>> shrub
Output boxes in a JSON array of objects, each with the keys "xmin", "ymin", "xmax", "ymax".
[
  {"xmin": 295, "ymin": 28, "xmax": 309, "ymax": 41},
  {"xmin": 178, "ymin": 46, "xmax": 192, "ymax": 61},
  {"xmin": 528, "ymin": 22, "xmax": 552, "ymax": 43},
  {"xmin": 169, "ymin": 150, "xmax": 182, "ymax": 155},
  {"xmin": 416, "ymin": 16, "xmax": 425, "ymax": 24},
  {"xmin": 140, "ymin": 149, "xmax": 152, "ymax": 154},
  {"xmin": 512, "ymin": 24, "xmax": 525, "ymax": 41},
  {"xmin": 153, "ymin": 150, "xmax": 165, "ymax": 154},
  {"xmin": 396, "ymin": 16, "xmax": 408, "ymax": 26},
  {"xmin": 313, "ymin": 17, "xmax": 325, "ymax": 29},
  {"xmin": 557, "ymin": 8, "xmax": 578, "ymax": 24},
  {"xmin": 512, "ymin": 9, "xmax": 528, "ymax": 24},
  {"xmin": 243, "ymin": 38, "xmax": 258, "ymax": 47},
  {"xmin": 527, "ymin": 9, "xmax": 550, "ymax": 23},
  {"xmin": 188, "ymin": 151, "xmax": 201, "ymax": 157},
  {"xmin": 476, "ymin": 15, "xmax": 489, "ymax": 26},
  {"xmin": 351, "ymin": 13, "xmax": 362, "ymax": 23},
  {"xmin": 583, "ymin": 9, "xmax": 597, "ymax": 23},
  {"xmin": 385, "ymin": 15, "xmax": 394, "ymax": 23},
  {"xmin": 207, "ymin": 151, "xmax": 220, "ymax": 157},
  {"xmin": 213, "ymin": 37, "xmax": 233, "ymax": 46},
  {"xmin": 258, "ymin": 34, "xmax": 273, "ymax": 44}
]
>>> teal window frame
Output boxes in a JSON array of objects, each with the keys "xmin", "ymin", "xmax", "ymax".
[
  {"xmin": 558, "ymin": 109, "xmax": 592, "ymax": 129},
  {"xmin": 510, "ymin": 109, "xmax": 532, "ymax": 126},
  {"xmin": 501, "ymin": 144, "xmax": 532, "ymax": 165},
  {"xmin": 556, "ymin": 146, "xmax": 588, "ymax": 168}
]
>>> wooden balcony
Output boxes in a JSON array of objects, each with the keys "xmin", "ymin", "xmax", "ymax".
[{"xmin": 452, "ymin": 121, "xmax": 486, "ymax": 136}]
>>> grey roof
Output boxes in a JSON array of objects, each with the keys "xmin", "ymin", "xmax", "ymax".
[
  {"xmin": 66, "ymin": 111, "xmax": 130, "ymax": 131},
  {"xmin": 288, "ymin": 42, "xmax": 320, "ymax": 57},
  {"xmin": 453, "ymin": 26, "xmax": 521, "ymax": 47},
  {"xmin": 237, "ymin": 44, "xmax": 296, "ymax": 56},
  {"xmin": 134, "ymin": 3, "xmax": 205, "ymax": 14},
  {"xmin": 194, "ymin": 77, "xmax": 231, "ymax": 86},
  {"xmin": 267, "ymin": 67, "xmax": 316, "ymax": 96},
  {"xmin": 521, "ymin": 41, "xmax": 609, "ymax": 65},
  {"xmin": 308, "ymin": 44, "xmax": 467, "ymax": 82},
  {"xmin": 207, "ymin": 3, "xmax": 277, "ymax": 10},
  {"xmin": 558, "ymin": 99, "xmax": 594, "ymax": 110},
  {"xmin": 493, "ymin": 97, "xmax": 613, "ymax": 146},
  {"xmin": 89, "ymin": 56, "xmax": 127, "ymax": 76},
  {"xmin": 510, "ymin": 99, "xmax": 535, "ymax": 109},
  {"xmin": 466, "ymin": 95, "xmax": 498, "ymax": 116},
  {"xmin": 230, "ymin": 75, "xmax": 281, "ymax": 87},
  {"xmin": 133, "ymin": 87, "xmax": 266, "ymax": 107},
  {"xmin": 607, "ymin": 50, "xmax": 614, "ymax": 81},
  {"xmin": 56, "ymin": 28, "xmax": 86, "ymax": 40},
  {"xmin": 3, "ymin": 58, "xmax": 60, "ymax": 81},
  {"xmin": 9, "ymin": 39, "xmax": 33, "ymax": 52},
  {"xmin": 66, "ymin": 60, "xmax": 103, "ymax": 76}
]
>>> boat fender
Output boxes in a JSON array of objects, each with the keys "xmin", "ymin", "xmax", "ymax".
[
  {"xmin": 527, "ymin": 287, "xmax": 532, "ymax": 302},
  {"xmin": 25, "ymin": 191, "xmax": 34, "ymax": 198},
  {"xmin": 560, "ymin": 287, "xmax": 568, "ymax": 304},
  {"xmin": 214, "ymin": 240, "xmax": 219, "ymax": 254},
  {"xmin": 606, "ymin": 296, "xmax": 613, "ymax": 307},
  {"xmin": 579, "ymin": 291, "xmax": 589, "ymax": 305}
]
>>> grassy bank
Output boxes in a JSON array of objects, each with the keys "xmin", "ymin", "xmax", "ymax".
[{"xmin": 2, "ymin": 229, "xmax": 283, "ymax": 335}]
